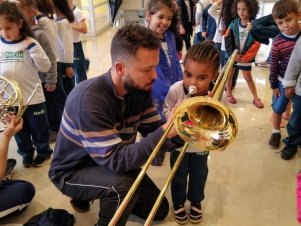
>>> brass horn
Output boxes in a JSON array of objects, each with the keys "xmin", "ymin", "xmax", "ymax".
[
  {"xmin": 0, "ymin": 76, "xmax": 40, "ymax": 131},
  {"xmin": 109, "ymin": 50, "xmax": 238, "ymax": 226}
]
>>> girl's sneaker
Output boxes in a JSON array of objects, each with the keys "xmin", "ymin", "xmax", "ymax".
[
  {"xmin": 173, "ymin": 204, "xmax": 188, "ymax": 225},
  {"xmin": 188, "ymin": 203, "xmax": 203, "ymax": 224}
]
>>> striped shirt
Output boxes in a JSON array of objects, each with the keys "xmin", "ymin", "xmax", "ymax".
[
  {"xmin": 49, "ymin": 71, "xmax": 169, "ymax": 190},
  {"xmin": 269, "ymin": 31, "xmax": 301, "ymax": 89}
]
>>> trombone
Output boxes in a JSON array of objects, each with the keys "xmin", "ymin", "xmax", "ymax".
[{"xmin": 109, "ymin": 50, "xmax": 238, "ymax": 226}]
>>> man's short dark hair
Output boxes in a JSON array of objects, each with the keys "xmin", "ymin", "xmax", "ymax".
[
  {"xmin": 110, "ymin": 24, "xmax": 161, "ymax": 63},
  {"xmin": 272, "ymin": 0, "xmax": 299, "ymax": 20}
]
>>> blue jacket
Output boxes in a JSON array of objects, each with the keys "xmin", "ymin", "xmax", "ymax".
[{"xmin": 152, "ymin": 30, "xmax": 183, "ymax": 120}]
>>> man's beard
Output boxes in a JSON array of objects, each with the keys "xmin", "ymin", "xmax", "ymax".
[{"xmin": 124, "ymin": 74, "xmax": 153, "ymax": 101}]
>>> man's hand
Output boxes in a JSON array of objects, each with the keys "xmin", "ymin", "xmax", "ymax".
[
  {"xmin": 162, "ymin": 101, "xmax": 180, "ymax": 138},
  {"xmin": 202, "ymin": 31, "xmax": 207, "ymax": 38},
  {"xmin": 285, "ymin": 87, "xmax": 295, "ymax": 99}
]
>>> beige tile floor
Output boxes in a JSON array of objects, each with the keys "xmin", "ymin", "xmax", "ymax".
[{"xmin": 1, "ymin": 26, "xmax": 301, "ymax": 226}]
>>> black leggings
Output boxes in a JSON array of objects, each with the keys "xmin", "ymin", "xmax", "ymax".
[{"xmin": 0, "ymin": 180, "xmax": 35, "ymax": 219}]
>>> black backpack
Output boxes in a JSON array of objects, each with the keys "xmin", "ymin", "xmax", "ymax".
[{"xmin": 23, "ymin": 208, "xmax": 75, "ymax": 226}]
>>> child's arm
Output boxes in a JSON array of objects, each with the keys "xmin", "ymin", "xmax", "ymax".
[
  {"xmin": 36, "ymin": 32, "xmax": 58, "ymax": 91},
  {"xmin": 283, "ymin": 38, "xmax": 301, "ymax": 98},
  {"xmin": 72, "ymin": 8, "xmax": 87, "ymax": 34},
  {"xmin": 0, "ymin": 115, "xmax": 22, "ymax": 182},
  {"xmin": 269, "ymin": 40, "xmax": 281, "ymax": 94},
  {"xmin": 240, "ymin": 40, "xmax": 261, "ymax": 63},
  {"xmin": 71, "ymin": 19, "xmax": 87, "ymax": 34},
  {"xmin": 208, "ymin": 1, "xmax": 221, "ymax": 20},
  {"xmin": 194, "ymin": 2, "xmax": 204, "ymax": 26},
  {"xmin": 58, "ymin": 22, "xmax": 74, "ymax": 77},
  {"xmin": 24, "ymin": 37, "xmax": 51, "ymax": 73},
  {"xmin": 201, "ymin": 7, "xmax": 208, "ymax": 38}
]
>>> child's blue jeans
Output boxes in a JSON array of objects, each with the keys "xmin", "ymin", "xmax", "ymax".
[
  {"xmin": 15, "ymin": 102, "xmax": 52, "ymax": 159},
  {"xmin": 284, "ymin": 94, "xmax": 301, "ymax": 147},
  {"xmin": 170, "ymin": 150, "xmax": 208, "ymax": 206}
]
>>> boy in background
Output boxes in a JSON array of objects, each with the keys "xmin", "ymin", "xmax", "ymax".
[{"xmin": 268, "ymin": 0, "xmax": 301, "ymax": 149}]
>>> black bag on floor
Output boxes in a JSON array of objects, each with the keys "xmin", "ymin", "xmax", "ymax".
[{"xmin": 23, "ymin": 208, "xmax": 75, "ymax": 226}]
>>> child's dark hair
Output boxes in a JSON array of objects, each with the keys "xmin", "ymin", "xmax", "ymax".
[
  {"xmin": 220, "ymin": 0, "xmax": 236, "ymax": 32},
  {"xmin": 147, "ymin": 0, "xmax": 182, "ymax": 51},
  {"xmin": 272, "ymin": 0, "xmax": 299, "ymax": 20},
  {"xmin": 52, "ymin": 0, "xmax": 74, "ymax": 22},
  {"xmin": 19, "ymin": 0, "xmax": 36, "ymax": 9},
  {"xmin": 35, "ymin": 0, "xmax": 55, "ymax": 16},
  {"xmin": 147, "ymin": 0, "xmax": 174, "ymax": 16},
  {"xmin": 184, "ymin": 41, "xmax": 220, "ymax": 71},
  {"xmin": 111, "ymin": 24, "xmax": 161, "ymax": 63},
  {"xmin": 232, "ymin": 0, "xmax": 259, "ymax": 20},
  {"xmin": 0, "ymin": 1, "xmax": 34, "ymax": 38}
]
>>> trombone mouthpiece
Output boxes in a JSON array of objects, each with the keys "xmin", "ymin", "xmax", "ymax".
[{"xmin": 188, "ymin": 86, "xmax": 197, "ymax": 95}]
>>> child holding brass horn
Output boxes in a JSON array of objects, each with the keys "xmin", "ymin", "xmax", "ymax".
[
  {"xmin": 163, "ymin": 41, "xmax": 220, "ymax": 224},
  {"xmin": 0, "ymin": 1, "xmax": 53, "ymax": 167}
]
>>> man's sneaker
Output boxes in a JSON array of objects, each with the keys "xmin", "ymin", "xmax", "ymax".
[
  {"xmin": 173, "ymin": 204, "xmax": 188, "ymax": 224},
  {"xmin": 281, "ymin": 145, "xmax": 297, "ymax": 160},
  {"xmin": 23, "ymin": 156, "xmax": 33, "ymax": 168},
  {"xmin": 269, "ymin": 133, "xmax": 281, "ymax": 149},
  {"xmin": 255, "ymin": 61, "xmax": 270, "ymax": 68},
  {"xmin": 70, "ymin": 199, "xmax": 90, "ymax": 213},
  {"xmin": 188, "ymin": 203, "xmax": 202, "ymax": 224},
  {"xmin": 32, "ymin": 155, "xmax": 49, "ymax": 167}
]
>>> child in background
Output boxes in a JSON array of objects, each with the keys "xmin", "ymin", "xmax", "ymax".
[
  {"xmin": 176, "ymin": 0, "xmax": 195, "ymax": 50},
  {"xmin": 208, "ymin": 0, "xmax": 223, "ymax": 65},
  {"xmin": 281, "ymin": 36, "xmax": 301, "ymax": 160},
  {"xmin": 145, "ymin": 0, "xmax": 183, "ymax": 119},
  {"xmin": 268, "ymin": 0, "xmax": 301, "ymax": 150},
  {"xmin": 68, "ymin": 0, "xmax": 88, "ymax": 84},
  {"xmin": 201, "ymin": 0, "xmax": 216, "ymax": 41},
  {"xmin": 0, "ymin": 1, "xmax": 52, "ymax": 167},
  {"xmin": 193, "ymin": 0, "xmax": 209, "ymax": 44},
  {"xmin": 163, "ymin": 41, "xmax": 220, "ymax": 224},
  {"xmin": 52, "ymin": 0, "xmax": 75, "ymax": 96},
  {"xmin": 18, "ymin": 0, "xmax": 59, "ymax": 144},
  {"xmin": 224, "ymin": 0, "xmax": 263, "ymax": 108},
  {"xmin": 35, "ymin": 0, "xmax": 64, "ymax": 143}
]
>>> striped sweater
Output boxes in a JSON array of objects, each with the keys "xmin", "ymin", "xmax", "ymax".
[
  {"xmin": 49, "ymin": 71, "xmax": 169, "ymax": 190},
  {"xmin": 269, "ymin": 31, "xmax": 301, "ymax": 89}
]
